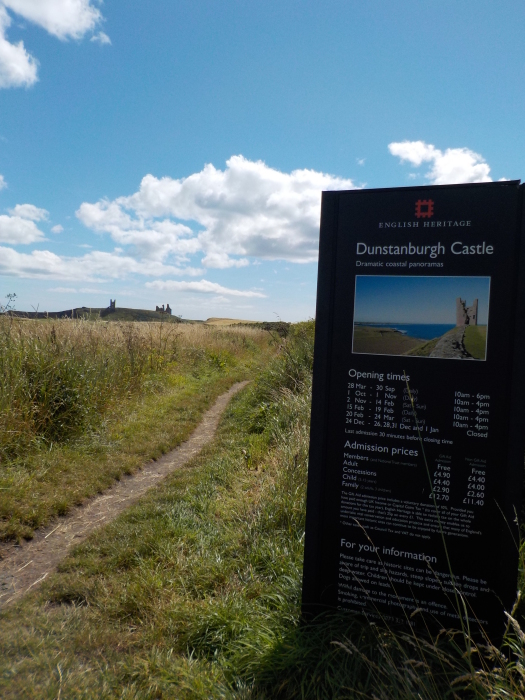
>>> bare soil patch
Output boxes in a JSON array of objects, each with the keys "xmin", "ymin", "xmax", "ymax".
[{"xmin": 0, "ymin": 381, "xmax": 248, "ymax": 609}]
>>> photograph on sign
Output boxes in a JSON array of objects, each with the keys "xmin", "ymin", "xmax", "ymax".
[{"xmin": 352, "ymin": 275, "xmax": 490, "ymax": 360}]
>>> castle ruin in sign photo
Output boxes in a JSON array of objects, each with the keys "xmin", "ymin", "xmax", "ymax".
[{"xmin": 456, "ymin": 297, "xmax": 478, "ymax": 326}]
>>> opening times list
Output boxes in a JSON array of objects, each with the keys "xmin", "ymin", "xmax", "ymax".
[{"xmin": 346, "ymin": 369, "xmax": 491, "ymax": 440}]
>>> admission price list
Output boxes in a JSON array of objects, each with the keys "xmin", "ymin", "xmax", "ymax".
[{"xmin": 430, "ymin": 455, "xmax": 486, "ymax": 508}]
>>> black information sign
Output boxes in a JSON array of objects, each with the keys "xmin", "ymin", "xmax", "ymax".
[{"xmin": 302, "ymin": 182, "xmax": 525, "ymax": 639}]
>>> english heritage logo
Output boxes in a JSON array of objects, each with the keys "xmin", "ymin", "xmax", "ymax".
[
  {"xmin": 415, "ymin": 199, "xmax": 435, "ymax": 219},
  {"xmin": 378, "ymin": 196, "xmax": 470, "ymax": 228}
]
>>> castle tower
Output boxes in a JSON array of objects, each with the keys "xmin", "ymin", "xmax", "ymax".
[
  {"xmin": 456, "ymin": 297, "xmax": 468, "ymax": 326},
  {"xmin": 456, "ymin": 297, "xmax": 478, "ymax": 326},
  {"xmin": 466, "ymin": 299, "xmax": 478, "ymax": 326}
]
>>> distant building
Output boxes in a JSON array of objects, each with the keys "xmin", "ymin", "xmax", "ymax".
[
  {"xmin": 456, "ymin": 297, "xmax": 478, "ymax": 326},
  {"xmin": 99, "ymin": 300, "xmax": 117, "ymax": 319},
  {"xmin": 156, "ymin": 303, "xmax": 172, "ymax": 315}
]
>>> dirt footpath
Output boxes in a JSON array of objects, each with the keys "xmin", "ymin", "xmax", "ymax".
[
  {"xmin": 429, "ymin": 327, "xmax": 471, "ymax": 359},
  {"xmin": 0, "ymin": 381, "xmax": 248, "ymax": 609}
]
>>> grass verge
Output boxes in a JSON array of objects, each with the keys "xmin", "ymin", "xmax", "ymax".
[
  {"xmin": 464, "ymin": 325, "xmax": 488, "ymax": 360},
  {"xmin": 0, "ymin": 322, "xmax": 273, "ymax": 541},
  {"xmin": 405, "ymin": 336, "xmax": 441, "ymax": 356},
  {"xmin": 0, "ymin": 374, "xmax": 306, "ymax": 696}
]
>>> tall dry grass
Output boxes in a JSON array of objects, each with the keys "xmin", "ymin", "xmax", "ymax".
[{"xmin": 0, "ymin": 316, "xmax": 266, "ymax": 462}]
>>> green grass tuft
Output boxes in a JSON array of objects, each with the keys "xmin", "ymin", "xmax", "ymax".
[
  {"xmin": 463, "ymin": 325, "xmax": 488, "ymax": 360},
  {"xmin": 405, "ymin": 336, "xmax": 441, "ymax": 356}
]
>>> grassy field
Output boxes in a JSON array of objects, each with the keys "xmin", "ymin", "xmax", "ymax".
[
  {"xmin": 205, "ymin": 317, "xmax": 258, "ymax": 326},
  {"xmin": 404, "ymin": 336, "xmax": 441, "ymax": 356},
  {"xmin": 464, "ymin": 325, "xmax": 488, "ymax": 360},
  {"xmin": 0, "ymin": 317, "xmax": 273, "ymax": 541},
  {"xmin": 98, "ymin": 308, "xmax": 183, "ymax": 323},
  {"xmin": 1, "ymin": 322, "xmax": 524, "ymax": 698},
  {"xmin": 353, "ymin": 325, "xmax": 426, "ymax": 355},
  {"xmin": 7, "ymin": 307, "xmax": 183, "ymax": 323}
]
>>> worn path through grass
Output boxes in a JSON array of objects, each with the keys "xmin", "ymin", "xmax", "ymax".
[
  {"xmin": 0, "ymin": 381, "xmax": 248, "ymax": 610},
  {"xmin": 0, "ymin": 324, "xmax": 315, "ymax": 699},
  {"xmin": 0, "ymin": 321, "xmax": 272, "ymax": 541}
]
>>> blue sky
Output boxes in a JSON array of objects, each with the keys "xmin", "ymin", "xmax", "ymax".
[
  {"xmin": 354, "ymin": 276, "xmax": 491, "ymax": 325},
  {"xmin": 0, "ymin": 1, "xmax": 523, "ymax": 320}
]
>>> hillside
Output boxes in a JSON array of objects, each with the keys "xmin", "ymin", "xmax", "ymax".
[
  {"xmin": 4, "ymin": 310, "xmax": 291, "ymax": 329},
  {"xmin": 6, "ymin": 307, "xmax": 184, "ymax": 323}
]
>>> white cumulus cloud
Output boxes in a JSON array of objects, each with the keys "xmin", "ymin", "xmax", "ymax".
[
  {"xmin": 77, "ymin": 156, "xmax": 356, "ymax": 267},
  {"xmin": 388, "ymin": 140, "xmax": 492, "ymax": 184},
  {"xmin": 0, "ymin": 0, "xmax": 106, "ymax": 89},
  {"xmin": 200, "ymin": 251, "xmax": 249, "ymax": 269},
  {"xmin": 0, "ymin": 174, "xmax": 6, "ymax": 189},
  {"xmin": 0, "ymin": 246, "xmax": 203, "ymax": 281},
  {"xmin": 49, "ymin": 286, "xmax": 111, "ymax": 294},
  {"xmin": 146, "ymin": 279, "xmax": 267, "ymax": 298},
  {"xmin": 77, "ymin": 200, "xmax": 200, "ymax": 262},
  {"xmin": 90, "ymin": 31, "xmax": 110, "ymax": 45},
  {"xmin": 2, "ymin": 0, "xmax": 102, "ymax": 40},
  {"xmin": 51, "ymin": 224, "xmax": 63, "ymax": 233},
  {"xmin": 8, "ymin": 203, "xmax": 49, "ymax": 220},
  {"xmin": 0, "ymin": 6, "xmax": 37, "ymax": 88},
  {"xmin": 0, "ymin": 214, "xmax": 45, "ymax": 243}
]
